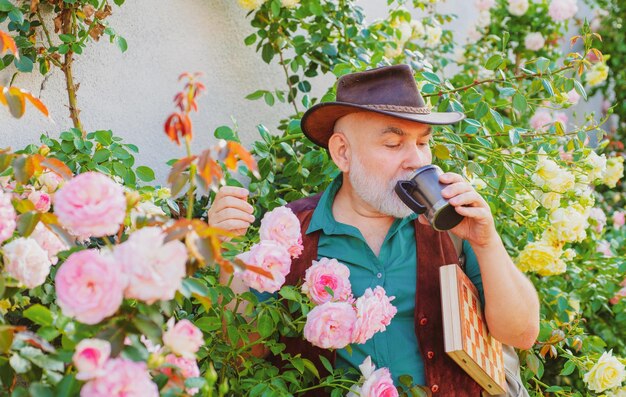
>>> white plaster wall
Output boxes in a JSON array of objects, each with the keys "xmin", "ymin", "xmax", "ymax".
[{"xmin": 0, "ymin": 1, "xmax": 597, "ymax": 183}]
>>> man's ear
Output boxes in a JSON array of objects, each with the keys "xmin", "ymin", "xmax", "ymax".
[{"xmin": 328, "ymin": 132, "xmax": 351, "ymax": 173}]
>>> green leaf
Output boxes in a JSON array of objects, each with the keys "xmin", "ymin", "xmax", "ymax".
[
  {"xmin": 244, "ymin": 33, "xmax": 256, "ymax": 46},
  {"xmin": 474, "ymin": 101, "xmax": 489, "ymax": 119},
  {"xmin": 512, "ymin": 93, "xmax": 527, "ymax": 113},
  {"xmin": 0, "ymin": 0, "xmax": 14, "ymax": 12},
  {"xmin": 0, "ymin": 326, "xmax": 14, "ymax": 354},
  {"xmin": 14, "ymin": 56, "xmax": 33, "ymax": 73},
  {"xmin": 180, "ymin": 277, "xmax": 211, "ymax": 299},
  {"xmin": 131, "ymin": 316, "xmax": 162, "ymax": 340},
  {"xmin": 194, "ymin": 316, "xmax": 221, "ymax": 333},
  {"xmin": 135, "ymin": 166, "xmax": 155, "ymax": 182},
  {"xmin": 214, "ymin": 125, "xmax": 238, "ymax": 142},
  {"xmin": 319, "ymin": 355, "xmax": 334, "ymax": 374},
  {"xmin": 490, "ymin": 109, "xmax": 504, "ymax": 131},
  {"xmin": 508, "ymin": 129, "xmax": 520, "ymax": 145},
  {"xmin": 94, "ymin": 130, "xmax": 113, "ymax": 146},
  {"xmin": 257, "ymin": 312, "xmax": 274, "ymax": 338},
  {"xmin": 433, "ymin": 144, "xmax": 450, "ymax": 160},
  {"xmin": 28, "ymin": 383, "xmax": 53, "ymax": 397},
  {"xmin": 245, "ymin": 90, "xmax": 265, "ymax": 100},
  {"xmin": 271, "ymin": 0, "xmax": 281, "ymax": 17},
  {"xmin": 264, "ymin": 92, "xmax": 275, "ymax": 106},
  {"xmin": 421, "ymin": 71, "xmax": 440, "ymax": 84},
  {"xmin": 261, "ymin": 43, "xmax": 274, "ymax": 64},
  {"xmin": 541, "ymin": 79, "xmax": 554, "ymax": 97},
  {"xmin": 573, "ymin": 80, "xmax": 587, "ymax": 101},
  {"xmin": 560, "ymin": 360, "xmax": 576, "ymax": 376},
  {"xmin": 55, "ymin": 374, "xmax": 79, "ymax": 397},
  {"xmin": 17, "ymin": 211, "xmax": 41, "ymax": 237},
  {"xmin": 23, "ymin": 305, "xmax": 53, "ymax": 327},
  {"xmin": 116, "ymin": 36, "xmax": 128, "ymax": 53},
  {"xmin": 59, "ymin": 34, "xmax": 74, "ymax": 43},
  {"xmin": 485, "ymin": 54, "xmax": 503, "ymax": 70},
  {"xmin": 536, "ymin": 57, "xmax": 550, "ymax": 73}
]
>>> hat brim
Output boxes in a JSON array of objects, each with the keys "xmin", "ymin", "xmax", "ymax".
[{"xmin": 301, "ymin": 102, "xmax": 465, "ymax": 148}]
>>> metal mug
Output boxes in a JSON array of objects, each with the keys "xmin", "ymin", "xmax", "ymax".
[{"xmin": 394, "ymin": 165, "xmax": 464, "ymax": 231}]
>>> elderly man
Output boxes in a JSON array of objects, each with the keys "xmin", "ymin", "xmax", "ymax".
[{"xmin": 209, "ymin": 64, "xmax": 539, "ymax": 396}]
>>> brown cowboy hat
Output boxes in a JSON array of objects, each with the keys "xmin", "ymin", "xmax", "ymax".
[{"xmin": 301, "ymin": 64, "xmax": 465, "ymax": 148}]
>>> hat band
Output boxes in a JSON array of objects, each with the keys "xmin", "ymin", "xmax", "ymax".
[{"xmin": 366, "ymin": 104, "xmax": 431, "ymax": 114}]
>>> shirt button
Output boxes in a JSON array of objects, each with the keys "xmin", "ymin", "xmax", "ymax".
[
  {"xmin": 431, "ymin": 384, "xmax": 439, "ymax": 393},
  {"xmin": 427, "ymin": 351, "xmax": 435, "ymax": 359},
  {"xmin": 419, "ymin": 317, "xmax": 428, "ymax": 326},
  {"xmin": 376, "ymin": 272, "xmax": 382, "ymax": 279}
]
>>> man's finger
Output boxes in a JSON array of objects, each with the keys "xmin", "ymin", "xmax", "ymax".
[
  {"xmin": 211, "ymin": 208, "xmax": 255, "ymax": 224},
  {"xmin": 439, "ymin": 172, "xmax": 464, "ymax": 184},
  {"xmin": 441, "ymin": 181, "xmax": 474, "ymax": 199},
  {"xmin": 210, "ymin": 195, "xmax": 254, "ymax": 214}
]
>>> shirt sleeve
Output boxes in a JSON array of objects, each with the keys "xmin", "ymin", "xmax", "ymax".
[
  {"xmin": 462, "ymin": 240, "xmax": 485, "ymax": 306},
  {"xmin": 251, "ymin": 289, "xmax": 278, "ymax": 303}
]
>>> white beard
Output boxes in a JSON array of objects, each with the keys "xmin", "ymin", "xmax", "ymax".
[{"xmin": 348, "ymin": 153, "xmax": 415, "ymax": 219}]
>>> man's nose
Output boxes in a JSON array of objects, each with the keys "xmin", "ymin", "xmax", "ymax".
[{"xmin": 402, "ymin": 145, "xmax": 429, "ymax": 171}]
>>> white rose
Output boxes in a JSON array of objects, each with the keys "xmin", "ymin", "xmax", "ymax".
[
  {"xmin": 547, "ymin": 206, "xmax": 589, "ymax": 243},
  {"xmin": 238, "ymin": 0, "xmax": 265, "ymax": 11},
  {"xmin": 3, "ymin": 237, "xmax": 52, "ymax": 288},
  {"xmin": 410, "ymin": 19, "xmax": 425, "ymax": 39},
  {"xmin": 603, "ymin": 156, "xmax": 624, "ymax": 188},
  {"xmin": 507, "ymin": 0, "xmax": 529, "ymax": 16},
  {"xmin": 524, "ymin": 32, "xmax": 545, "ymax": 51},
  {"xmin": 424, "ymin": 25, "xmax": 442, "ymax": 48},
  {"xmin": 583, "ymin": 351, "xmax": 626, "ymax": 393},
  {"xmin": 586, "ymin": 62, "xmax": 609, "ymax": 87},
  {"xmin": 476, "ymin": 10, "xmax": 491, "ymax": 28},
  {"xmin": 586, "ymin": 151, "xmax": 608, "ymax": 182}
]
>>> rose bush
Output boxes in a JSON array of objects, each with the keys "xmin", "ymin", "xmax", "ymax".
[{"xmin": 1, "ymin": 0, "xmax": 625, "ymax": 396}]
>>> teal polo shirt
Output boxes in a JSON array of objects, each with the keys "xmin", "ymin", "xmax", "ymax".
[{"xmin": 306, "ymin": 175, "xmax": 484, "ymax": 386}]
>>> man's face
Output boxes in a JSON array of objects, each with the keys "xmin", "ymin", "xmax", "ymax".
[{"xmin": 334, "ymin": 112, "xmax": 433, "ymax": 218}]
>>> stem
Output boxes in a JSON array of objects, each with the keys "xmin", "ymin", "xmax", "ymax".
[
  {"xmin": 185, "ymin": 136, "xmax": 196, "ymax": 220},
  {"xmin": 36, "ymin": 8, "xmax": 54, "ymax": 48},
  {"xmin": 61, "ymin": 8, "xmax": 84, "ymax": 137},
  {"xmin": 425, "ymin": 65, "xmax": 575, "ymax": 98},
  {"xmin": 277, "ymin": 46, "xmax": 300, "ymax": 115}
]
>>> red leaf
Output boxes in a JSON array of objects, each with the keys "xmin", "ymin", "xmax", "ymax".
[
  {"xmin": 164, "ymin": 112, "xmax": 193, "ymax": 145},
  {"xmin": 0, "ymin": 30, "xmax": 18, "ymax": 58}
]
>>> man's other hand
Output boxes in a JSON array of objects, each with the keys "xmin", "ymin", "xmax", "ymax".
[{"xmin": 207, "ymin": 186, "xmax": 255, "ymax": 236}]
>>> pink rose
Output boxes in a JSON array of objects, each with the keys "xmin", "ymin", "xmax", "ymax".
[
  {"xmin": 348, "ymin": 357, "xmax": 398, "ymax": 397},
  {"xmin": 237, "ymin": 240, "xmax": 291, "ymax": 293},
  {"xmin": 55, "ymin": 249, "xmax": 126, "ymax": 325},
  {"xmin": 259, "ymin": 206, "xmax": 303, "ymax": 258},
  {"xmin": 38, "ymin": 171, "xmax": 64, "ymax": 193},
  {"xmin": 114, "ymin": 227, "xmax": 187, "ymax": 304},
  {"xmin": 73, "ymin": 339, "xmax": 111, "ymax": 380},
  {"xmin": 613, "ymin": 211, "xmax": 625, "ymax": 228},
  {"xmin": 360, "ymin": 367, "xmax": 398, "ymax": 397},
  {"xmin": 162, "ymin": 319, "xmax": 204, "ymax": 359},
  {"xmin": 0, "ymin": 190, "xmax": 16, "ymax": 244},
  {"xmin": 28, "ymin": 190, "xmax": 51, "ymax": 212},
  {"xmin": 548, "ymin": 0, "xmax": 578, "ymax": 22},
  {"xmin": 304, "ymin": 301, "xmax": 356, "ymax": 349},
  {"xmin": 302, "ymin": 257, "xmax": 354, "ymax": 305},
  {"xmin": 530, "ymin": 110, "xmax": 553, "ymax": 131},
  {"xmin": 524, "ymin": 32, "xmax": 545, "ymax": 51},
  {"xmin": 353, "ymin": 287, "xmax": 398, "ymax": 344},
  {"xmin": 567, "ymin": 89, "xmax": 581, "ymax": 105},
  {"xmin": 80, "ymin": 358, "xmax": 158, "ymax": 397},
  {"xmin": 475, "ymin": 0, "xmax": 495, "ymax": 11},
  {"xmin": 30, "ymin": 223, "xmax": 68, "ymax": 265},
  {"xmin": 161, "ymin": 354, "xmax": 201, "ymax": 394},
  {"xmin": 54, "ymin": 172, "xmax": 126, "ymax": 239},
  {"xmin": 3, "ymin": 237, "xmax": 52, "ymax": 288},
  {"xmin": 554, "ymin": 112, "xmax": 568, "ymax": 127}
]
